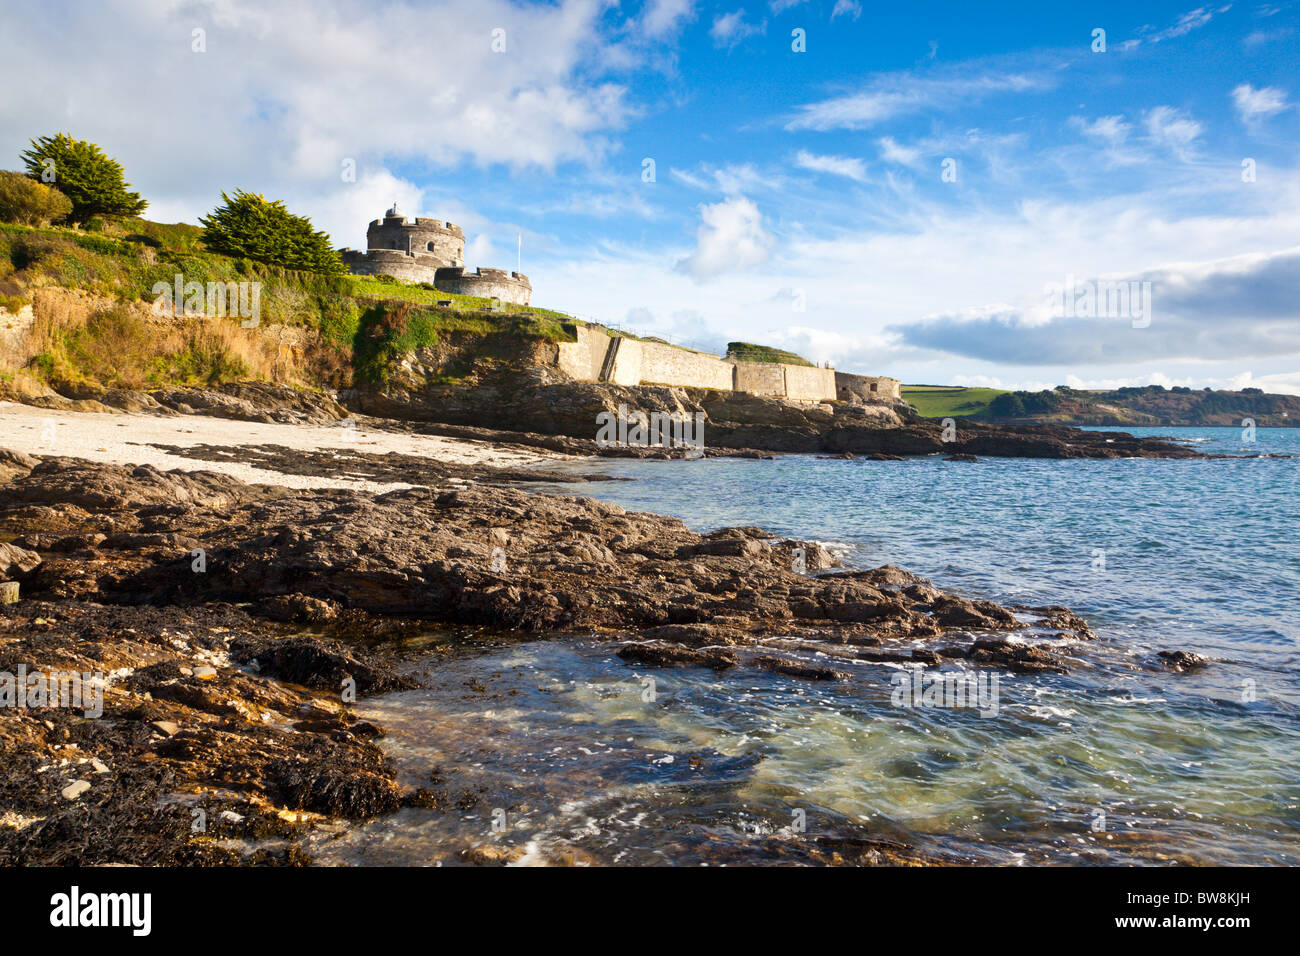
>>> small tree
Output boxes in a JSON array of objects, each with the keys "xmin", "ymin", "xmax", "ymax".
[
  {"xmin": 0, "ymin": 170, "xmax": 73, "ymax": 225},
  {"xmin": 199, "ymin": 190, "xmax": 345, "ymax": 274},
  {"xmin": 20, "ymin": 134, "xmax": 147, "ymax": 225}
]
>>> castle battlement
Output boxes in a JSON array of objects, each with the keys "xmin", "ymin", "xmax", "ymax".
[
  {"xmin": 367, "ymin": 216, "xmax": 464, "ymax": 236},
  {"xmin": 434, "ymin": 266, "xmax": 531, "ymax": 305}
]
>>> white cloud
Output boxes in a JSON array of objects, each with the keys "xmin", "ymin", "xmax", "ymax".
[
  {"xmin": 1069, "ymin": 114, "xmax": 1132, "ymax": 146},
  {"xmin": 670, "ymin": 163, "xmax": 784, "ymax": 194},
  {"xmin": 0, "ymin": 0, "xmax": 635, "ymax": 244},
  {"xmin": 1147, "ymin": 6, "xmax": 1218, "ymax": 42},
  {"xmin": 639, "ymin": 0, "xmax": 698, "ymax": 39},
  {"xmin": 1241, "ymin": 370, "xmax": 1300, "ymax": 396},
  {"xmin": 877, "ymin": 136, "xmax": 923, "ymax": 168},
  {"xmin": 794, "ymin": 150, "xmax": 868, "ymax": 181},
  {"xmin": 831, "ymin": 0, "xmax": 863, "ymax": 21},
  {"xmin": 1126, "ymin": 5, "xmax": 1226, "ymax": 48},
  {"xmin": 1243, "ymin": 27, "xmax": 1293, "ymax": 47},
  {"xmin": 786, "ymin": 69, "xmax": 1052, "ymax": 131},
  {"xmin": 1232, "ymin": 83, "xmax": 1291, "ymax": 122},
  {"xmin": 675, "ymin": 197, "xmax": 772, "ymax": 281},
  {"xmin": 894, "ymin": 246, "xmax": 1300, "ymax": 366},
  {"xmin": 710, "ymin": 10, "xmax": 766, "ymax": 48},
  {"xmin": 1144, "ymin": 106, "xmax": 1203, "ymax": 157}
]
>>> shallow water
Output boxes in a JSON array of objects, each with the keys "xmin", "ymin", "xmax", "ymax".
[{"xmin": 312, "ymin": 427, "xmax": 1299, "ymax": 866}]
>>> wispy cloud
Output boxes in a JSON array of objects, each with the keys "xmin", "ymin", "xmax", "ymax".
[
  {"xmin": 710, "ymin": 9, "xmax": 766, "ymax": 48},
  {"xmin": 1146, "ymin": 6, "xmax": 1219, "ymax": 42},
  {"xmin": 1144, "ymin": 105, "xmax": 1203, "ymax": 158},
  {"xmin": 639, "ymin": 0, "xmax": 698, "ymax": 39},
  {"xmin": 1232, "ymin": 83, "xmax": 1291, "ymax": 122},
  {"xmin": 670, "ymin": 162, "xmax": 785, "ymax": 195},
  {"xmin": 786, "ymin": 69, "xmax": 1053, "ymax": 131},
  {"xmin": 877, "ymin": 136, "xmax": 924, "ymax": 168},
  {"xmin": 794, "ymin": 150, "xmax": 868, "ymax": 181},
  {"xmin": 1070, "ymin": 114, "xmax": 1132, "ymax": 146}
]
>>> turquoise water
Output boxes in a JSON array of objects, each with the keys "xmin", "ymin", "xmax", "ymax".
[{"xmin": 318, "ymin": 427, "xmax": 1298, "ymax": 865}]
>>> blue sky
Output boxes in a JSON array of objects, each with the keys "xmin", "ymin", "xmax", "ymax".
[{"xmin": 3, "ymin": 0, "xmax": 1298, "ymax": 391}]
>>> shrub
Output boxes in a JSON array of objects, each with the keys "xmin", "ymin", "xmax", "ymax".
[
  {"xmin": 0, "ymin": 293, "xmax": 29, "ymax": 313},
  {"xmin": 19, "ymin": 134, "xmax": 148, "ymax": 225},
  {"xmin": 154, "ymin": 332, "xmax": 251, "ymax": 384},
  {"xmin": 0, "ymin": 170, "xmax": 73, "ymax": 226},
  {"xmin": 987, "ymin": 393, "xmax": 1027, "ymax": 418},
  {"xmin": 199, "ymin": 190, "xmax": 345, "ymax": 274}
]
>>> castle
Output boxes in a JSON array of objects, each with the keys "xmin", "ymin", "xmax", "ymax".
[
  {"xmin": 341, "ymin": 206, "xmax": 900, "ymax": 405},
  {"xmin": 340, "ymin": 204, "xmax": 532, "ymax": 305}
]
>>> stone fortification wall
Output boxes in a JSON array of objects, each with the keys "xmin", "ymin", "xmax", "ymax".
[
  {"xmin": 340, "ymin": 248, "xmax": 442, "ymax": 284},
  {"xmin": 781, "ymin": 363, "xmax": 837, "ymax": 402},
  {"xmin": 556, "ymin": 328, "xmax": 837, "ymax": 400},
  {"xmin": 835, "ymin": 372, "xmax": 901, "ymax": 402},
  {"xmin": 731, "ymin": 361, "xmax": 787, "ymax": 397},
  {"xmin": 556, "ymin": 324, "xmax": 612, "ymax": 381},
  {"xmin": 434, "ymin": 267, "xmax": 532, "ymax": 306},
  {"xmin": 637, "ymin": 340, "xmax": 734, "ymax": 390}
]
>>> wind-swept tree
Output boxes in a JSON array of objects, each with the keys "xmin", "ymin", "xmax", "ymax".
[
  {"xmin": 20, "ymin": 134, "xmax": 147, "ymax": 225},
  {"xmin": 199, "ymin": 190, "xmax": 345, "ymax": 274}
]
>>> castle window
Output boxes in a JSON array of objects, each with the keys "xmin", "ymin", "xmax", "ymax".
[
  {"xmin": 870, "ymin": 383, "xmax": 878, "ymax": 392},
  {"xmin": 427, "ymin": 242, "xmax": 435, "ymax": 251}
]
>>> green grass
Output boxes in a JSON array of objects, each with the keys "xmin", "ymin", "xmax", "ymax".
[
  {"xmin": 725, "ymin": 341, "xmax": 815, "ymax": 366},
  {"xmin": 350, "ymin": 302, "xmax": 579, "ymax": 385},
  {"xmin": 347, "ymin": 275, "xmax": 573, "ymax": 322},
  {"xmin": 901, "ymin": 385, "xmax": 1008, "ymax": 418}
]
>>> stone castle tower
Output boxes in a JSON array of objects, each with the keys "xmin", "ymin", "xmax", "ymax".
[{"xmin": 340, "ymin": 204, "xmax": 531, "ymax": 306}]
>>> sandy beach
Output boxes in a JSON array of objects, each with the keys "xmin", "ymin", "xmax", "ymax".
[{"xmin": 0, "ymin": 401, "xmax": 564, "ymax": 492}]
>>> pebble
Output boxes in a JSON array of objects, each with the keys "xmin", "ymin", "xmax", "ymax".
[{"xmin": 61, "ymin": 779, "xmax": 91, "ymax": 800}]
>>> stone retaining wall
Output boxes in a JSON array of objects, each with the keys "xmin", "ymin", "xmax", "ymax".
[{"xmin": 557, "ymin": 326, "xmax": 838, "ymax": 400}]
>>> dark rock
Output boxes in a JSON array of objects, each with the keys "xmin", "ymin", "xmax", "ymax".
[
  {"xmin": 753, "ymin": 655, "xmax": 850, "ymax": 681},
  {"xmin": 618, "ymin": 642, "xmax": 738, "ymax": 670},
  {"xmin": 1157, "ymin": 650, "xmax": 1209, "ymax": 672}
]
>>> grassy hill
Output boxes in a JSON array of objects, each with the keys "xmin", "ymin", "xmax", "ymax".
[
  {"xmin": 0, "ymin": 218, "xmax": 580, "ymax": 395},
  {"xmin": 901, "ymin": 385, "xmax": 1007, "ymax": 418},
  {"xmin": 980, "ymin": 385, "xmax": 1300, "ymax": 427},
  {"xmin": 725, "ymin": 341, "xmax": 815, "ymax": 367},
  {"xmin": 901, "ymin": 382, "xmax": 1300, "ymax": 427}
]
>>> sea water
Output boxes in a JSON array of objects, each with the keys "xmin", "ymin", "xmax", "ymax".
[{"xmin": 312, "ymin": 427, "xmax": 1298, "ymax": 865}]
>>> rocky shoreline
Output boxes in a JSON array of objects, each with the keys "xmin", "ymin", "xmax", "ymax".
[
  {"xmin": 353, "ymin": 372, "xmax": 1205, "ymax": 460},
  {"xmin": 8, "ymin": 376, "xmax": 1205, "ymax": 460},
  {"xmin": 0, "ymin": 436, "xmax": 1205, "ymax": 865}
]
